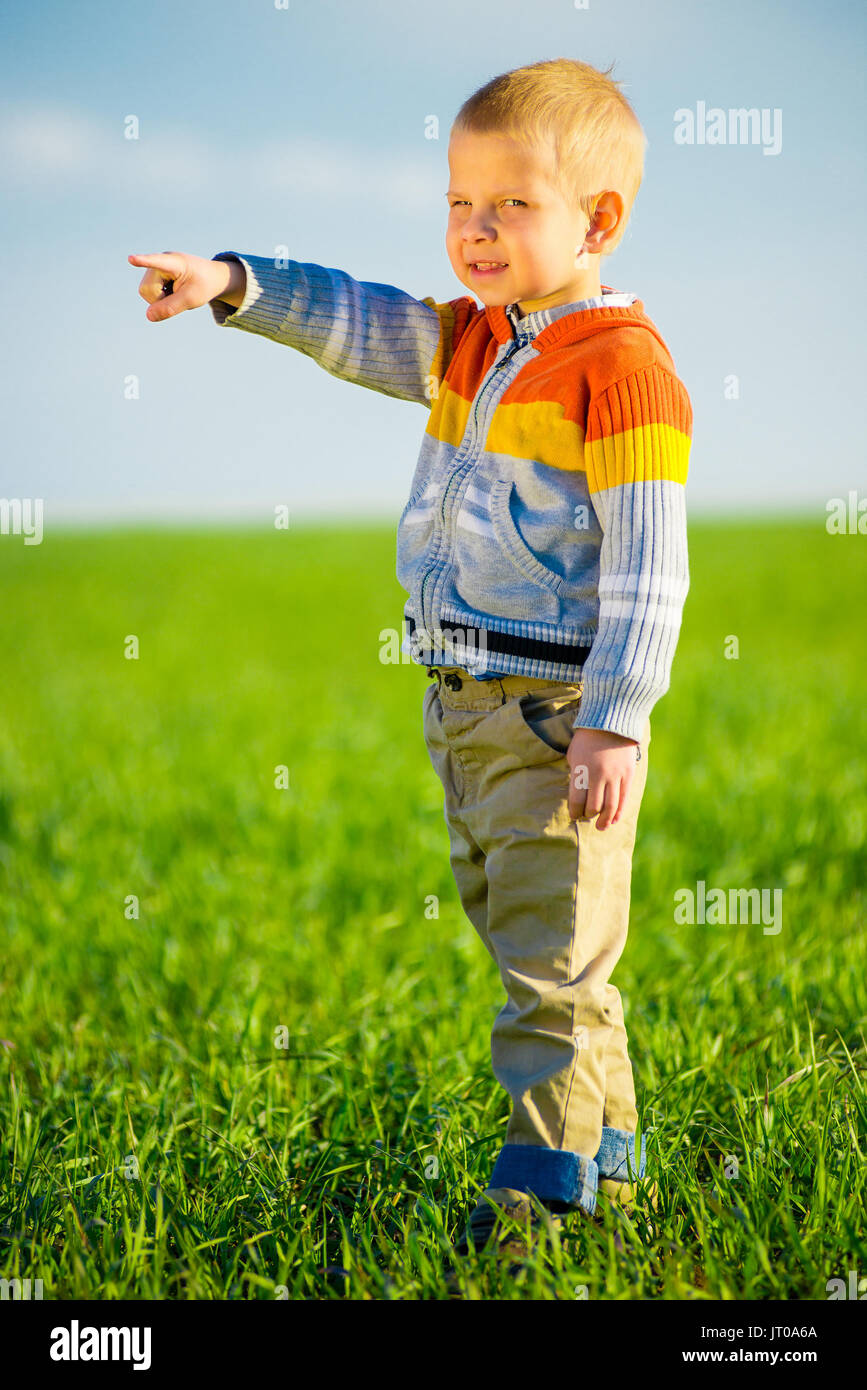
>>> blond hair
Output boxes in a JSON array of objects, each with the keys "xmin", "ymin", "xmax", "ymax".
[{"xmin": 451, "ymin": 57, "xmax": 646, "ymax": 256}]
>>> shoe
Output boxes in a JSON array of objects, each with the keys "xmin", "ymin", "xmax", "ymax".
[
  {"xmin": 455, "ymin": 1186, "xmax": 563, "ymax": 1257},
  {"xmin": 443, "ymin": 1186, "xmax": 565, "ymax": 1290},
  {"xmin": 596, "ymin": 1176, "xmax": 659, "ymax": 1218},
  {"xmin": 595, "ymin": 1177, "xmax": 659, "ymax": 1250}
]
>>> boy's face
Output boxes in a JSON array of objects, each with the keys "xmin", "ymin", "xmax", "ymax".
[{"xmin": 445, "ymin": 129, "xmax": 600, "ymax": 316}]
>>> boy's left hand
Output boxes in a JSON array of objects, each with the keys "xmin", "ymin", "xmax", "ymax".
[{"xmin": 567, "ymin": 727, "xmax": 640, "ymax": 830}]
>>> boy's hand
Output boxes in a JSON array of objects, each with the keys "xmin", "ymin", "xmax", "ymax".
[
  {"xmin": 567, "ymin": 727, "xmax": 639, "ymax": 830},
  {"xmin": 128, "ymin": 251, "xmax": 246, "ymax": 322}
]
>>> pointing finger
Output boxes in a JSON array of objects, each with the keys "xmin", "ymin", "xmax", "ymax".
[{"xmin": 128, "ymin": 252, "xmax": 180, "ymax": 273}]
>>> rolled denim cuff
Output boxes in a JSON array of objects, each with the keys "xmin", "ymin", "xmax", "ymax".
[
  {"xmin": 488, "ymin": 1143, "xmax": 598, "ymax": 1217},
  {"xmin": 594, "ymin": 1127, "xmax": 646, "ymax": 1182}
]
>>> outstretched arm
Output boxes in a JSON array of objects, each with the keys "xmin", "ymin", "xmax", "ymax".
[{"xmin": 208, "ymin": 251, "xmax": 479, "ymax": 408}]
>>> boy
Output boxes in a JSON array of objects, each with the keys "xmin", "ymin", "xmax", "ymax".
[{"xmin": 129, "ymin": 57, "xmax": 691, "ymax": 1265}]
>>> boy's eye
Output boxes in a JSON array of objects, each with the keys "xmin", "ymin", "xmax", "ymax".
[{"xmin": 448, "ymin": 198, "xmax": 526, "ymax": 209}]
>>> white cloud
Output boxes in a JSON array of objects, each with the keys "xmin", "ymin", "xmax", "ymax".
[
  {"xmin": 0, "ymin": 105, "xmax": 441, "ymax": 210},
  {"xmin": 2, "ymin": 107, "xmax": 96, "ymax": 172}
]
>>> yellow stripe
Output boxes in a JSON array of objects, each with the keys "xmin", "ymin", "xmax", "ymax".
[
  {"xmin": 421, "ymin": 297, "xmax": 456, "ymax": 388},
  {"xmin": 486, "ymin": 401, "xmax": 587, "ymax": 471},
  {"xmin": 585, "ymin": 421, "xmax": 691, "ymax": 492},
  {"xmin": 425, "ymin": 382, "xmax": 472, "ymax": 446}
]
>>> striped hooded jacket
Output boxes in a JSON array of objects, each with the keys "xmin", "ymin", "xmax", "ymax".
[{"xmin": 209, "ymin": 252, "xmax": 692, "ymax": 743}]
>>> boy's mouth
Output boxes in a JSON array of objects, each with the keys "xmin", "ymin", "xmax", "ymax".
[{"xmin": 468, "ymin": 261, "xmax": 508, "ymax": 276}]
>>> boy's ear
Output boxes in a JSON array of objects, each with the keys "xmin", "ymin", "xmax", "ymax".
[{"xmin": 584, "ymin": 191, "xmax": 624, "ymax": 250}]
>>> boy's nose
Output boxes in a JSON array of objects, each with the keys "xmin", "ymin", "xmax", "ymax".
[
  {"xmin": 463, "ymin": 239, "xmax": 500, "ymax": 256},
  {"xmin": 462, "ymin": 214, "xmax": 496, "ymax": 237}
]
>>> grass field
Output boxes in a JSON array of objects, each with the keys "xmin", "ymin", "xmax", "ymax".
[{"xmin": 0, "ymin": 518, "xmax": 864, "ymax": 1301}]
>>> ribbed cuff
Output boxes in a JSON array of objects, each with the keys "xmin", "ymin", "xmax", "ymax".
[
  {"xmin": 208, "ymin": 251, "xmax": 292, "ymax": 333},
  {"xmin": 488, "ymin": 1143, "xmax": 598, "ymax": 1217},
  {"xmin": 572, "ymin": 672, "xmax": 663, "ymax": 743},
  {"xmin": 594, "ymin": 1127, "xmax": 646, "ymax": 1182}
]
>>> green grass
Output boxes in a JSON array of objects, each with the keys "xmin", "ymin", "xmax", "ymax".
[{"xmin": 0, "ymin": 518, "xmax": 864, "ymax": 1300}]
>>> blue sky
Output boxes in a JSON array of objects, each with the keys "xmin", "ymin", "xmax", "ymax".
[{"xmin": 1, "ymin": 0, "xmax": 864, "ymax": 524}]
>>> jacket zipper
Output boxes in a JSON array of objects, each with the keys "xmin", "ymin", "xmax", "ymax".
[{"xmin": 418, "ymin": 331, "xmax": 532, "ymax": 636}]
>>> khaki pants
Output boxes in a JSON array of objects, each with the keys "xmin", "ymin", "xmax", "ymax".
[{"xmin": 422, "ymin": 666, "xmax": 651, "ymax": 1216}]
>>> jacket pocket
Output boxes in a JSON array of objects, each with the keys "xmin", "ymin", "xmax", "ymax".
[
  {"xmin": 399, "ymin": 476, "xmax": 436, "ymax": 523},
  {"xmin": 396, "ymin": 478, "xmax": 439, "ymax": 592},
  {"xmin": 489, "ymin": 479, "xmax": 569, "ymax": 595}
]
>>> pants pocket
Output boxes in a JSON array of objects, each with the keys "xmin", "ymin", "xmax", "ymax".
[{"xmin": 516, "ymin": 690, "xmax": 583, "ymax": 756}]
